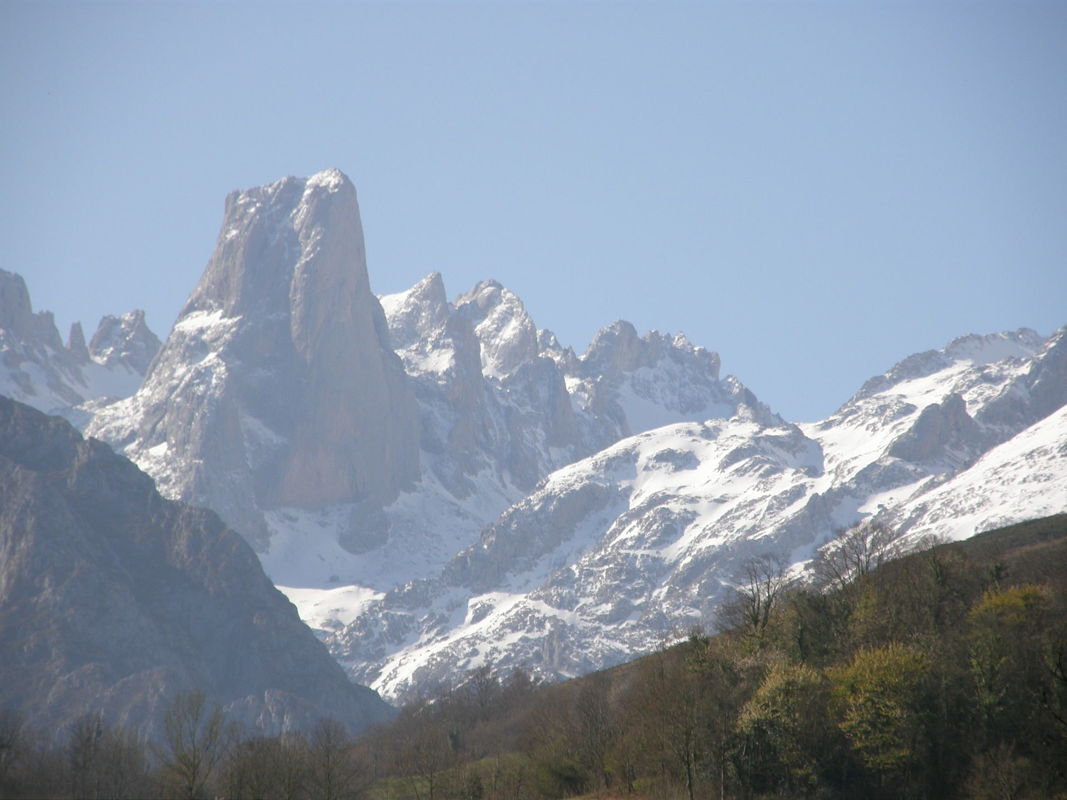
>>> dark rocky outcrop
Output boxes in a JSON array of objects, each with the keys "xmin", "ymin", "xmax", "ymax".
[
  {"xmin": 0, "ymin": 395, "xmax": 392, "ymax": 740},
  {"xmin": 887, "ymin": 392, "xmax": 982, "ymax": 465}
]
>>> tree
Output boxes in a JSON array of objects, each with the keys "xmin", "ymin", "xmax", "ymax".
[
  {"xmin": 67, "ymin": 710, "xmax": 105, "ymax": 799},
  {"xmin": 625, "ymin": 647, "xmax": 707, "ymax": 800},
  {"xmin": 221, "ymin": 733, "xmax": 309, "ymax": 800},
  {"xmin": 307, "ymin": 719, "xmax": 367, "ymax": 800},
  {"xmin": 830, "ymin": 643, "xmax": 931, "ymax": 792},
  {"xmin": 572, "ymin": 674, "xmax": 615, "ymax": 793},
  {"xmin": 967, "ymin": 584, "xmax": 1053, "ymax": 748},
  {"xmin": 814, "ymin": 521, "xmax": 905, "ymax": 593},
  {"xmin": 719, "ymin": 553, "xmax": 789, "ymax": 649},
  {"xmin": 154, "ymin": 691, "xmax": 232, "ymax": 800},
  {"xmin": 385, "ymin": 701, "xmax": 458, "ymax": 800},
  {"xmin": 736, "ymin": 661, "xmax": 836, "ymax": 796}
]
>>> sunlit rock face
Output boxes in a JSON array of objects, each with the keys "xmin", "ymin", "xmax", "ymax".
[{"xmin": 88, "ymin": 169, "xmax": 420, "ymax": 549}]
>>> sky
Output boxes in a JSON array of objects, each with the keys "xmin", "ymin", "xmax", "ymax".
[{"xmin": 3, "ymin": 1, "xmax": 1065, "ymax": 422}]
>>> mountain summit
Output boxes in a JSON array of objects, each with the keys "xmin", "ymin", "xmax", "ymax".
[{"xmin": 89, "ymin": 169, "xmax": 420, "ymax": 548}]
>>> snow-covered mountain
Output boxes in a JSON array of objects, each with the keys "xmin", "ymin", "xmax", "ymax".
[
  {"xmin": 31, "ymin": 168, "xmax": 1061, "ymax": 703},
  {"xmin": 86, "ymin": 170, "xmax": 765, "ymax": 606},
  {"xmin": 329, "ymin": 326, "xmax": 1066, "ymax": 700},
  {"xmin": 0, "ymin": 269, "xmax": 160, "ymax": 422}
]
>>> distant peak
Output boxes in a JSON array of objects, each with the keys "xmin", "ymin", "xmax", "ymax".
[
  {"xmin": 413, "ymin": 272, "xmax": 447, "ymax": 298},
  {"xmin": 581, "ymin": 320, "xmax": 720, "ymax": 380},
  {"xmin": 88, "ymin": 310, "xmax": 162, "ymax": 374},
  {"xmin": 67, "ymin": 321, "xmax": 89, "ymax": 361},
  {"xmin": 305, "ymin": 167, "xmax": 352, "ymax": 193},
  {"xmin": 852, "ymin": 327, "xmax": 1049, "ymax": 405},
  {"xmin": 943, "ymin": 328, "xmax": 1045, "ymax": 364}
]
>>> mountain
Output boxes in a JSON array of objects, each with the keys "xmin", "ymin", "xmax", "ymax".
[
  {"xmin": 88, "ymin": 170, "xmax": 421, "ymax": 550},
  {"xmin": 0, "ymin": 269, "xmax": 160, "ymax": 422},
  {"xmin": 328, "ymin": 327, "xmax": 1067, "ymax": 699},
  {"xmin": 0, "ymin": 395, "xmax": 392, "ymax": 739},
  {"xmin": 87, "ymin": 171, "xmax": 762, "ymax": 610},
  {"xmin": 61, "ymin": 168, "xmax": 1063, "ymax": 702}
]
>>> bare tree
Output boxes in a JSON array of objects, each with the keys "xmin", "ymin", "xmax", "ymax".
[
  {"xmin": 221, "ymin": 734, "xmax": 310, "ymax": 800},
  {"xmin": 814, "ymin": 520, "xmax": 906, "ymax": 591},
  {"xmin": 307, "ymin": 718, "xmax": 369, "ymax": 800},
  {"xmin": 623, "ymin": 645, "xmax": 711, "ymax": 800},
  {"xmin": 77, "ymin": 716, "xmax": 151, "ymax": 800},
  {"xmin": 153, "ymin": 691, "xmax": 232, "ymax": 800},
  {"xmin": 719, "ymin": 553, "xmax": 789, "ymax": 646},
  {"xmin": 67, "ymin": 711, "xmax": 105, "ymax": 799},
  {"xmin": 573, "ymin": 674, "xmax": 615, "ymax": 792}
]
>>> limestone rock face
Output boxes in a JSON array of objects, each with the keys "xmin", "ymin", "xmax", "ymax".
[
  {"xmin": 0, "ymin": 270, "xmax": 42, "ymax": 341},
  {"xmin": 67, "ymin": 321, "xmax": 89, "ymax": 361},
  {"xmin": 89, "ymin": 169, "xmax": 420, "ymax": 548},
  {"xmin": 887, "ymin": 393, "xmax": 982, "ymax": 465},
  {"xmin": 455, "ymin": 280, "xmax": 540, "ymax": 379},
  {"xmin": 382, "ymin": 274, "xmax": 583, "ymax": 502},
  {"xmin": 0, "ymin": 396, "xmax": 392, "ymax": 740}
]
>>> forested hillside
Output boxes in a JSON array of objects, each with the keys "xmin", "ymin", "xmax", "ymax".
[
  {"xmin": 358, "ymin": 514, "xmax": 1067, "ymax": 800},
  {"xmin": 2, "ymin": 514, "xmax": 1064, "ymax": 799}
]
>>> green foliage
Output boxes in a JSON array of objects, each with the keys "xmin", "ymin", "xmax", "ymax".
[
  {"xmin": 830, "ymin": 643, "xmax": 930, "ymax": 777},
  {"xmin": 737, "ymin": 661, "xmax": 835, "ymax": 794},
  {"xmin": 968, "ymin": 584, "xmax": 1055, "ymax": 750}
]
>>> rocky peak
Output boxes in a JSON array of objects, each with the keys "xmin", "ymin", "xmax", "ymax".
[
  {"xmin": 943, "ymin": 328, "xmax": 1045, "ymax": 364},
  {"xmin": 0, "ymin": 271, "xmax": 153, "ymax": 416},
  {"xmin": 853, "ymin": 328, "xmax": 1045, "ymax": 403},
  {"xmin": 0, "ymin": 269, "xmax": 64, "ymax": 352},
  {"xmin": 67, "ymin": 321, "xmax": 89, "ymax": 362},
  {"xmin": 179, "ymin": 168, "xmax": 370, "ymax": 330},
  {"xmin": 976, "ymin": 326, "xmax": 1067, "ymax": 433},
  {"xmin": 380, "ymin": 272, "xmax": 450, "ymax": 353},
  {"xmin": 88, "ymin": 169, "xmax": 421, "ymax": 548},
  {"xmin": 455, "ymin": 280, "xmax": 539, "ymax": 378},
  {"xmin": 581, "ymin": 320, "xmax": 644, "ymax": 375},
  {"xmin": 0, "ymin": 269, "xmax": 36, "ymax": 341},
  {"xmin": 1026, "ymin": 327, "xmax": 1067, "ymax": 422},
  {"xmin": 579, "ymin": 321, "xmax": 721, "ymax": 381},
  {"xmin": 88, "ymin": 310, "xmax": 161, "ymax": 374}
]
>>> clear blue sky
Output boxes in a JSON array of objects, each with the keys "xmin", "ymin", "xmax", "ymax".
[{"xmin": 4, "ymin": 1, "xmax": 1065, "ymax": 421}]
